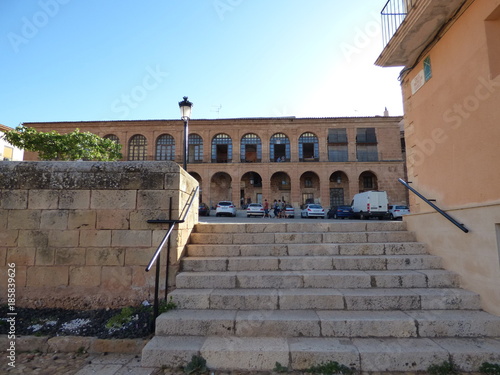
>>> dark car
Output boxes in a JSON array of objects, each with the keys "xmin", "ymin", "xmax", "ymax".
[
  {"xmin": 327, "ymin": 205, "xmax": 354, "ymax": 219},
  {"xmin": 198, "ymin": 203, "xmax": 210, "ymax": 216}
]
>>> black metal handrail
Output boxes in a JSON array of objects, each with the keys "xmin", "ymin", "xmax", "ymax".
[
  {"xmin": 381, "ymin": 0, "xmax": 416, "ymax": 46},
  {"xmin": 398, "ymin": 178, "xmax": 469, "ymax": 233},
  {"xmin": 145, "ymin": 186, "xmax": 199, "ymax": 326}
]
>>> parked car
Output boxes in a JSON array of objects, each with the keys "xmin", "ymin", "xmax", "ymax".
[
  {"xmin": 246, "ymin": 203, "xmax": 265, "ymax": 217},
  {"xmin": 388, "ymin": 205, "xmax": 410, "ymax": 220},
  {"xmin": 215, "ymin": 201, "xmax": 237, "ymax": 217},
  {"xmin": 300, "ymin": 204, "xmax": 325, "ymax": 218},
  {"xmin": 351, "ymin": 191, "xmax": 389, "ymax": 220},
  {"xmin": 285, "ymin": 204, "xmax": 295, "ymax": 218},
  {"xmin": 198, "ymin": 203, "xmax": 210, "ymax": 216},
  {"xmin": 327, "ymin": 205, "xmax": 354, "ymax": 219}
]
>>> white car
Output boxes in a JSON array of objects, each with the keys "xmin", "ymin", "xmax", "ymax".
[
  {"xmin": 300, "ymin": 204, "xmax": 325, "ymax": 218},
  {"xmin": 388, "ymin": 205, "xmax": 410, "ymax": 220},
  {"xmin": 246, "ymin": 203, "xmax": 265, "ymax": 217},
  {"xmin": 215, "ymin": 201, "xmax": 237, "ymax": 217}
]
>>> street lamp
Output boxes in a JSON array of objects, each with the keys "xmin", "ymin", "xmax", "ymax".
[{"xmin": 178, "ymin": 96, "xmax": 193, "ymax": 170}]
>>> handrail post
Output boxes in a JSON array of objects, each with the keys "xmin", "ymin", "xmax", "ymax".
[{"xmin": 398, "ymin": 178, "xmax": 469, "ymax": 233}]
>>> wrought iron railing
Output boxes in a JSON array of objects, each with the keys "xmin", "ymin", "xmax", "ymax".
[
  {"xmin": 398, "ymin": 179, "xmax": 469, "ymax": 233},
  {"xmin": 381, "ymin": 0, "xmax": 416, "ymax": 46}
]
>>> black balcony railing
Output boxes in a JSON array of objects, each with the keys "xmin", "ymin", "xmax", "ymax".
[{"xmin": 381, "ymin": 0, "xmax": 416, "ymax": 46}]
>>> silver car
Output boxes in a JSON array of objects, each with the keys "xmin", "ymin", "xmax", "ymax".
[
  {"xmin": 246, "ymin": 203, "xmax": 265, "ymax": 217},
  {"xmin": 300, "ymin": 204, "xmax": 325, "ymax": 218},
  {"xmin": 215, "ymin": 201, "xmax": 237, "ymax": 217}
]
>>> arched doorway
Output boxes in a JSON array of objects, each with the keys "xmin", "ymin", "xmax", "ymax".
[
  {"xmin": 359, "ymin": 171, "xmax": 379, "ymax": 192},
  {"xmin": 329, "ymin": 171, "xmax": 349, "ymax": 207},
  {"xmin": 210, "ymin": 172, "xmax": 232, "ymax": 208},
  {"xmin": 300, "ymin": 171, "xmax": 320, "ymax": 206},
  {"xmin": 240, "ymin": 172, "xmax": 263, "ymax": 206},
  {"xmin": 189, "ymin": 172, "xmax": 203, "ymax": 203},
  {"xmin": 270, "ymin": 172, "xmax": 291, "ymax": 204}
]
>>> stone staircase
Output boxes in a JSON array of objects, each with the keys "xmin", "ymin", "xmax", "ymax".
[{"xmin": 142, "ymin": 221, "xmax": 500, "ymax": 373}]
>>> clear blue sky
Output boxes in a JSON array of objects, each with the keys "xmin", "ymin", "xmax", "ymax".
[{"xmin": 0, "ymin": 0, "xmax": 404, "ymax": 129}]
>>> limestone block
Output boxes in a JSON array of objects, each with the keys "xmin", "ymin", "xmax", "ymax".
[
  {"xmin": 279, "ymin": 257, "xmax": 334, "ymax": 271},
  {"xmin": 96, "ymin": 210, "xmax": 130, "ymax": 230},
  {"xmin": 0, "ymin": 211, "xmax": 6, "ymax": 230},
  {"xmin": 339, "ymin": 243, "xmax": 385, "ymax": 256},
  {"xmin": 112, "ymin": 230, "xmax": 152, "ymax": 247},
  {"xmin": 28, "ymin": 190, "xmax": 59, "ymax": 209},
  {"xmin": 40, "ymin": 210, "xmax": 69, "ymax": 230},
  {"xmin": 303, "ymin": 271, "xmax": 371, "ymax": 289},
  {"xmin": 288, "ymin": 223, "xmax": 331, "ymax": 233},
  {"xmin": 68, "ymin": 210, "xmax": 97, "ymax": 230},
  {"xmin": 245, "ymin": 223, "xmax": 287, "ymax": 233},
  {"xmin": 80, "ymin": 230, "xmax": 112, "ymax": 248},
  {"xmin": 141, "ymin": 336, "xmax": 205, "ymax": 368},
  {"xmin": 182, "ymin": 257, "xmax": 228, "ymax": 272},
  {"xmin": 12, "ymin": 336, "xmax": 49, "ymax": 353},
  {"xmin": 236, "ymin": 271, "xmax": 304, "ymax": 289},
  {"xmin": 287, "ymin": 244, "xmax": 340, "ymax": 256},
  {"xmin": 0, "ymin": 248, "xmax": 6, "ymax": 266},
  {"xmin": 168, "ymin": 289, "xmax": 211, "ymax": 309},
  {"xmin": 35, "ymin": 248, "xmax": 55, "ymax": 265},
  {"xmin": 91, "ymin": 338, "xmax": 147, "ymax": 354},
  {"xmin": 384, "ymin": 242, "xmax": 428, "ymax": 255},
  {"xmin": 130, "ymin": 209, "xmax": 172, "ymax": 230},
  {"xmin": 367, "ymin": 270, "xmax": 427, "ymax": 288},
  {"xmin": 187, "ymin": 244, "xmax": 241, "ymax": 257},
  {"xmin": 289, "ymin": 337, "xmax": 360, "ymax": 371},
  {"xmin": 367, "ymin": 221, "xmax": 406, "ymax": 232},
  {"xmin": 386, "ymin": 255, "xmax": 443, "ymax": 270},
  {"xmin": 416, "ymin": 288, "xmax": 481, "ymax": 310},
  {"xmin": 86, "ymin": 248, "xmax": 125, "ymax": 266},
  {"xmin": 186, "ymin": 233, "xmax": 233, "ymax": 245},
  {"xmin": 353, "ymin": 338, "xmax": 449, "ymax": 372},
  {"xmin": 343, "ymin": 289, "xmax": 421, "ymax": 310},
  {"xmin": 48, "ymin": 336, "xmax": 93, "ymax": 353},
  {"xmin": 235, "ymin": 310, "xmax": 321, "ymax": 337},
  {"xmin": 69, "ymin": 266, "xmax": 101, "ymax": 287},
  {"xmin": 90, "ymin": 190, "xmax": 137, "ymax": 210},
  {"xmin": 6, "ymin": 247, "xmax": 35, "ymax": 266},
  {"xmin": 27, "ymin": 266, "xmax": 69, "ymax": 287},
  {"xmin": 333, "ymin": 256, "xmax": 386, "ymax": 270},
  {"xmin": 100, "ymin": 266, "xmax": 132, "ymax": 289},
  {"xmin": 318, "ymin": 310, "xmax": 417, "ymax": 338},
  {"xmin": 279, "ymin": 289, "xmax": 344, "ymax": 310},
  {"xmin": 367, "ymin": 231, "xmax": 416, "ymax": 243},
  {"xmin": 228, "ymin": 257, "xmax": 279, "ymax": 271},
  {"xmin": 48, "ymin": 230, "xmax": 79, "ymax": 248},
  {"xmin": 324, "ymin": 232, "xmax": 367, "ymax": 243},
  {"xmin": 233, "ymin": 233, "xmax": 275, "ymax": 244},
  {"xmin": 1, "ymin": 190, "xmax": 28, "ymax": 209},
  {"xmin": 418, "ymin": 269, "xmax": 459, "ymax": 287},
  {"xmin": 326, "ymin": 222, "xmax": 366, "ymax": 232},
  {"xmin": 209, "ymin": 289, "xmax": 279, "ymax": 310},
  {"xmin": 201, "ymin": 337, "xmax": 289, "ymax": 371},
  {"xmin": 433, "ymin": 338, "xmax": 500, "ymax": 372},
  {"xmin": 176, "ymin": 272, "xmax": 236, "ymax": 289},
  {"xmin": 8, "ymin": 210, "xmax": 41, "ymax": 229},
  {"xmin": 18, "ymin": 230, "xmax": 48, "ymax": 248},
  {"xmin": 125, "ymin": 248, "xmax": 156, "ymax": 267},
  {"xmin": 155, "ymin": 309, "xmax": 237, "ymax": 336},
  {"xmin": 55, "ymin": 248, "xmax": 86, "ymax": 265},
  {"xmin": 58, "ymin": 190, "xmax": 90, "ymax": 209},
  {"xmin": 240, "ymin": 244, "xmax": 288, "ymax": 257}
]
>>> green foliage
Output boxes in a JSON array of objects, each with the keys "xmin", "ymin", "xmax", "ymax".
[
  {"xmin": 304, "ymin": 360, "xmax": 355, "ymax": 374},
  {"xmin": 2, "ymin": 126, "xmax": 122, "ymax": 161},
  {"xmin": 480, "ymin": 362, "xmax": 500, "ymax": 375},
  {"xmin": 184, "ymin": 355, "xmax": 207, "ymax": 374},
  {"xmin": 273, "ymin": 362, "xmax": 289, "ymax": 373},
  {"xmin": 158, "ymin": 297, "xmax": 177, "ymax": 314},
  {"xmin": 105, "ymin": 307, "xmax": 135, "ymax": 329},
  {"xmin": 427, "ymin": 360, "xmax": 458, "ymax": 375}
]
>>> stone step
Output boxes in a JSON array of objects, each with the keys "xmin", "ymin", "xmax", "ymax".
[
  {"xmin": 175, "ymin": 270, "xmax": 458, "ymax": 289},
  {"xmin": 168, "ymin": 288, "xmax": 480, "ymax": 310},
  {"xmin": 188, "ymin": 231, "xmax": 417, "ymax": 245},
  {"xmin": 154, "ymin": 309, "xmax": 500, "ymax": 339},
  {"xmin": 193, "ymin": 221, "xmax": 407, "ymax": 234},
  {"xmin": 181, "ymin": 254, "xmax": 443, "ymax": 272},
  {"xmin": 142, "ymin": 336, "xmax": 500, "ymax": 372},
  {"xmin": 186, "ymin": 241, "xmax": 429, "ymax": 257}
]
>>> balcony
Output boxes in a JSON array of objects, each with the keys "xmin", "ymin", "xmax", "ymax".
[{"xmin": 376, "ymin": 0, "xmax": 469, "ymax": 67}]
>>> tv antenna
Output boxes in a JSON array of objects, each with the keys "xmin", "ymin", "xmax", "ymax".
[{"xmin": 211, "ymin": 105, "xmax": 222, "ymax": 118}]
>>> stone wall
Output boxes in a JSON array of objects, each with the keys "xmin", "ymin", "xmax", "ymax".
[{"xmin": 0, "ymin": 161, "xmax": 198, "ymax": 309}]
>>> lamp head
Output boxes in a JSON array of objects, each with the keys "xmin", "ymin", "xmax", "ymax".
[{"xmin": 179, "ymin": 96, "xmax": 193, "ymax": 121}]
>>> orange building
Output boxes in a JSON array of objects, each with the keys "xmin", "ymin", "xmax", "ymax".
[
  {"xmin": 377, "ymin": 0, "xmax": 500, "ymax": 314},
  {"xmin": 24, "ymin": 116, "xmax": 407, "ymax": 210}
]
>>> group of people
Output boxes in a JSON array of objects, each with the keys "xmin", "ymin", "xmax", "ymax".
[{"xmin": 263, "ymin": 199, "xmax": 289, "ymax": 218}]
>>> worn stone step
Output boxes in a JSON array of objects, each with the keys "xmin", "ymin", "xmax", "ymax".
[
  {"xmin": 142, "ymin": 336, "xmax": 500, "ymax": 372},
  {"xmin": 175, "ymin": 270, "xmax": 458, "ymax": 289},
  {"xmin": 181, "ymin": 254, "xmax": 443, "ymax": 272},
  {"xmin": 168, "ymin": 288, "xmax": 480, "ymax": 310},
  {"xmin": 188, "ymin": 231, "xmax": 417, "ymax": 245},
  {"xmin": 154, "ymin": 309, "xmax": 500, "ymax": 339},
  {"xmin": 186, "ymin": 241, "xmax": 429, "ymax": 257},
  {"xmin": 193, "ymin": 221, "xmax": 407, "ymax": 234}
]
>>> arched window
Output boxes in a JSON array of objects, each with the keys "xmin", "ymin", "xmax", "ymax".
[
  {"xmin": 156, "ymin": 134, "xmax": 175, "ymax": 161},
  {"xmin": 299, "ymin": 132, "xmax": 319, "ymax": 161},
  {"xmin": 188, "ymin": 134, "xmax": 203, "ymax": 163},
  {"xmin": 104, "ymin": 134, "xmax": 119, "ymax": 143},
  {"xmin": 128, "ymin": 135, "xmax": 147, "ymax": 161},
  {"xmin": 270, "ymin": 133, "xmax": 290, "ymax": 162},
  {"xmin": 212, "ymin": 134, "xmax": 232, "ymax": 163},
  {"xmin": 240, "ymin": 133, "xmax": 261, "ymax": 162}
]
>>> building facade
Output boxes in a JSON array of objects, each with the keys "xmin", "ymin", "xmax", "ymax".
[
  {"xmin": 377, "ymin": 0, "xmax": 500, "ymax": 314},
  {"xmin": 0, "ymin": 124, "xmax": 24, "ymax": 161},
  {"xmin": 24, "ymin": 116, "xmax": 407, "ymax": 210}
]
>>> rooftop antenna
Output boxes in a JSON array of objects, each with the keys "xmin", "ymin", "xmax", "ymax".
[{"xmin": 211, "ymin": 105, "xmax": 222, "ymax": 119}]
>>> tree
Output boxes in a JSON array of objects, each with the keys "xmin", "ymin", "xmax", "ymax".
[{"xmin": 2, "ymin": 126, "xmax": 122, "ymax": 161}]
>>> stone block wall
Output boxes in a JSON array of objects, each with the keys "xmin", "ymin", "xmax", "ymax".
[{"xmin": 0, "ymin": 161, "xmax": 198, "ymax": 309}]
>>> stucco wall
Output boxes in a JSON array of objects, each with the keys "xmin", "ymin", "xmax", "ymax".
[{"xmin": 0, "ymin": 161, "xmax": 198, "ymax": 309}]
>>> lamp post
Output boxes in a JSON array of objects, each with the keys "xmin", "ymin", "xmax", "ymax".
[{"xmin": 178, "ymin": 96, "xmax": 193, "ymax": 170}]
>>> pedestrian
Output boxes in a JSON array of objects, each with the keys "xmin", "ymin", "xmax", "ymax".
[
  {"xmin": 273, "ymin": 199, "xmax": 279, "ymax": 218},
  {"xmin": 263, "ymin": 199, "xmax": 270, "ymax": 218}
]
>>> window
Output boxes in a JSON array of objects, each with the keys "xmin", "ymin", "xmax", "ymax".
[
  {"xmin": 155, "ymin": 134, "xmax": 175, "ymax": 161},
  {"xmin": 212, "ymin": 134, "xmax": 232, "ymax": 163},
  {"xmin": 304, "ymin": 178, "xmax": 313, "ymax": 188},
  {"xmin": 328, "ymin": 128, "xmax": 348, "ymax": 162},
  {"xmin": 270, "ymin": 133, "xmax": 290, "ymax": 162},
  {"xmin": 241, "ymin": 133, "xmax": 262, "ymax": 162},
  {"xmin": 356, "ymin": 128, "xmax": 378, "ymax": 161},
  {"xmin": 128, "ymin": 135, "xmax": 147, "ymax": 160},
  {"xmin": 3, "ymin": 146, "xmax": 13, "ymax": 161},
  {"xmin": 104, "ymin": 134, "xmax": 119, "ymax": 143},
  {"xmin": 302, "ymin": 193, "xmax": 314, "ymax": 205},
  {"xmin": 299, "ymin": 132, "xmax": 319, "ymax": 161},
  {"xmin": 188, "ymin": 134, "xmax": 203, "ymax": 163}
]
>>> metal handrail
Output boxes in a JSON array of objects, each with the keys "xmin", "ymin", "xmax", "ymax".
[
  {"xmin": 398, "ymin": 178, "xmax": 469, "ymax": 233},
  {"xmin": 381, "ymin": 0, "xmax": 416, "ymax": 46}
]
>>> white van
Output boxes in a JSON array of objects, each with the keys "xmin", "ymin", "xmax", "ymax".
[{"xmin": 351, "ymin": 191, "xmax": 389, "ymax": 220}]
